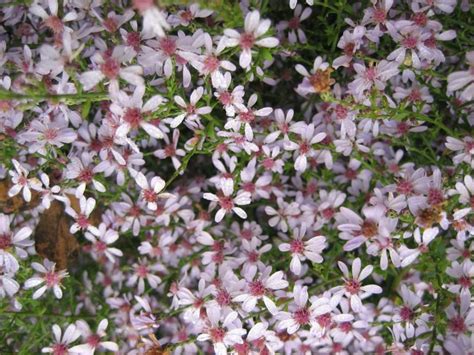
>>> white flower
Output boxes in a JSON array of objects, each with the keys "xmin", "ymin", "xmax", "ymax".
[
  {"xmin": 450, "ymin": 175, "xmax": 474, "ymax": 220},
  {"xmin": 69, "ymin": 319, "xmax": 118, "ymax": 354},
  {"xmin": 447, "ymin": 51, "xmax": 474, "ymax": 101},
  {"xmin": 24, "ymin": 259, "xmax": 69, "ymax": 299},
  {"xmin": 65, "ymin": 196, "xmax": 100, "ymax": 235},
  {"xmin": 197, "ymin": 307, "xmax": 246, "ymax": 355},
  {"xmin": 132, "ymin": 0, "xmax": 170, "ymax": 38},
  {"xmin": 84, "ymin": 223, "xmax": 123, "ymax": 263},
  {"xmin": 279, "ymin": 226, "xmax": 327, "ymax": 275},
  {"xmin": 203, "ymin": 180, "xmax": 251, "ymax": 223},
  {"xmin": 332, "ymin": 258, "xmax": 383, "ymax": 312},
  {"xmin": 41, "ymin": 323, "xmax": 81, "ymax": 354},
  {"xmin": 399, "ymin": 228, "xmax": 439, "ymax": 267},
  {"xmin": 168, "ymin": 86, "xmax": 212, "ymax": 129},
  {"xmin": 129, "ymin": 168, "xmax": 172, "ymax": 211},
  {"xmin": 8, "ymin": 159, "xmax": 41, "ymax": 203},
  {"xmin": 223, "ymin": 10, "xmax": 279, "ymax": 69}
]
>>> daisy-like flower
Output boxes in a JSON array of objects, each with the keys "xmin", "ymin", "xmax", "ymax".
[
  {"xmin": 24, "ymin": 259, "xmax": 69, "ymax": 299},
  {"xmin": 20, "ymin": 116, "xmax": 77, "ymax": 155},
  {"xmin": 70, "ymin": 319, "xmax": 119, "ymax": 354},
  {"xmin": 332, "ymin": 258, "xmax": 383, "ymax": 312},
  {"xmin": 153, "ymin": 129, "xmax": 186, "ymax": 170},
  {"xmin": 111, "ymin": 85, "xmax": 166, "ymax": 142},
  {"xmin": 29, "ymin": 0, "xmax": 77, "ymax": 41},
  {"xmin": 65, "ymin": 196, "xmax": 100, "ymax": 235},
  {"xmin": 348, "ymin": 60, "xmax": 400, "ymax": 99},
  {"xmin": 37, "ymin": 173, "xmax": 61, "ymax": 209},
  {"xmin": 450, "ymin": 175, "xmax": 474, "ymax": 220},
  {"xmin": 392, "ymin": 285, "xmax": 422, "ymax": 339},
  {"xmin": 168, "ymin": 86, "xmax": 212, "ymax": 129},
  {"xmin": 203, "ymin": 180, "xmax": 252, "ymax": 223},
  {"xmin": 223, "ymin": 10, "xmax": 279, "ymax": 69},
  {"xmin": 41, "ymin": 323, "xmax": 81, "ymax": 355},
  {"xmin": 197, "ymin": 307, "xmax": 246, "ymax": 355},
  {"xmin": 131, "ymin": 295, "xmax": 159, "ymax": 331},
  {"xmin": 278, "ymin": 226, "xmax": 327, "ymax": 275},
  {"xmin": 129, "ymin": 168, "xmax": 172, "ymax": 211},
  {"xmin": 446, "ymin": 136, "xmax": 474, "ymax": 168},
  {"xmin": 264, "ymin": 108, "xmax": 295, "ymax": 144},
  {"xmin": 233, "ymin": 266, "xmax": 288, "ymax": 314},
  {"xmin": 127, "ymin": 259, "xmax": 163, "ymax": 294},
  {"xmin": 0, "ymin": 214, "xmax": 33, "ymax": 273},
  {"xmin": 295, "ymin": 56, "xmax": 334, "ymax": 96},
  {"xmin": 84, "ymin": 223, "xmax": 123, "ymax": 263},
  {"xmin": 65, "ymin": 152, "xmax": 106, "ymax": 198},
  {"xmin": 276, "ymin": 284, "xmax": 332, "ymax": 334},
  {"xmin": 277, "ymin": 5, "xmax": 312, "ymax": 44},
  {"xmin": 79, "ymin": 46, "xmax": 144, "ymax": 93},
  {"xmin": 284, "ymin": 123, "xmax": 326, "ymax": 172},
  {"xmin": 8, "ymin": 159, "xmax": 41, "ymax": 203},
  {"xmin": 447, "ymin": 51, "xmax": 474, "ymax": 101},
  {"xmin": 399, "ymin": 227, "xmax": 439, "ymax": 267}
]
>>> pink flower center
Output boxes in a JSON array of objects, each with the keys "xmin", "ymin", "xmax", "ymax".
[
  {"xmin": 339, "ymin": 322, "xmax": 353, "ymax": 333},
  {"xmin": 242, "ymin": 182, "xmax": 255, "ymax": 193},
  {"xmin": 216, "ymin": 289, "xmax": 231, "ymax": 306},
  {"xmin": 240, "ymin": 111, "xmax": 255, "ymax": 123},
  {"xmin": 95, "ymin": 241, "xmax": 108, "ymax": 253},
  {"xmin": 299, "ymin": 141, "xmax": 310, "ymax": 155},
  {"xmin": 132, "ymin": 0, "xmax": 154, "ymax": 12},
  {"xmin": 262, "ymin": 157, "xmax": 275, "ymax": 170},
  {"xmin": 290, "ymin": 239, "xmax": 305, "ymax": 254},
  {"xmin": 449, "ymin": 315, "xmax": 466, "ymax": 334},
  {"xmin": 76, "ymin": 214, "xmax": 90, "ymax": 229},
  {"xmin": 459, "ymin": 276, "xmax": 472, "ymax": 288},
  {"xmin": 316, "ymin": 313, "xmax": 331, "ymax": 327},
  {"xmin": 412, "ymin": 12, "xmax": 427, "ymax": 26},
  {"xmin": 103, "ymin": 17, "xmax": 117, "ymax": 32},
  {"xmin": 52, "ymin": 343, "xmax": 68, "ymax": 355},
  {"xmin": 0, "ymin": 234, "xmax": 12, "ymax": 250},
  {"xmin": 241, "ymin": 228, "xmax": 252, "ymax": 240},
  {"xmin": 396, "ymin": 179, "xmax": 413, "ymax": 195},
  {"xmin": 43, "ymin": 128, "xmax": 58, "ymax": 141},
  {"xmin": 427, "ymin": 188, "xmax": 444, "ymax": 205},
  {"xmin": 87, "ymin": 334, "xmax": 101, "ymax": 347},
  {"xmin": 218, "ymin": 196, "xmax": 234, "ymax": 211},
  {"xmin": 127, "ymin": 32, "xmax": 141, "ymax": 51},
  {"xmin": 373, "ymin": 8, "xmax": 386, "ymax": 23},
  {"xmin": 240, "ymin": 32, "xmax": 255, "ymax": 50},
  {"xmin": 186, "ymin": 104, "xmax": 196, "ymax": 114},
  {"xmin": 160, "ymin": 37, "xmax": 177, "ymax": 56},
  {"xmin": 123, "ymin": 108, "xmax": 143, "ymax": 129},
  {"xmin": 44, "ymin": 271, "xmax": 60, "ymax": 287},
  {"xmin": 288, "ymin": 16, "xmax": 300, "ymax": 30},
  {"xmin": 400, "ymin": 306, "xmax": 414, "ymax": 321},
  {"xmin": 209, "ymin": 327, "xmax": 226, "ymax": 342},
  {"xmin": 294, "ymin": 308, "xmax": 310, "ymax": 325},
  {"xmin": 78, "ymin": 168, "xmax": 93, "ymax": 183},
  {"xmin": 218, "ymin": 91, "xmax": 232, "ymax": 105},
  {"xmin": 335, "ymin": 105, "xmax": 348, "ymax": 119},
  {"xmin": 247, "ymin": 251, "xmax": 259, "ymax": 263},
  {"xmin": 361, "ymin": 220, "xmax": 378, "ymax": 238},
  {"xmin": 364, "ymin": 67, "xmax": 378, "ymax": 81},
  {"xmin": 402, "ymin": 36, "xmax": 418, "ymax": 49},
  {"xmin": 321, "ymin": 207, "xmax": 335, "ymax": 219},
  {"xmin": 100, "ymin": 58, "xmax": 120, "ymax": 79},
  {"xmin": 164, "ymin": 144, "xmax": 176, "ymax": 157},
  {"xmin": 203, "ymin": 56, "xmax": 220, "ymax": 73},
  {"xmin": 344, "ymin": 168, "xmax": 357, "ymax": 180},
  {"xmin": 345, "ymin": 278, "xmax": 361, "ymax": 294},
  {"xmin": 408, "ymin": 89, "xmax": 421, "ymax": 102},
  {"xmin": 249, "ymin": 280, "xmax": 266, "ymax": 296},
  {"xmin": 142, "ymin": 189, "xmax": 157, "ymax": 203},
  {"xmin": 136, "ymin": 264, "xmax": 148, "ymax": 277}
]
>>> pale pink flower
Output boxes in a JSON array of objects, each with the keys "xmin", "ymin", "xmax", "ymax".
[
  {"xmin": 0, "ymin": 214, "xmax": 33, "ymax": 273},
  {"xmin": 223, "ymin": 10, "xmax": 279, "ymax": 69},
  {"xmin": 41, "ymin": 323, "xmax": 81, "ymax": 354},
  {"xmin": 24, "ymin": 259, "xmax": 69, "ymax": 299},
  {"xmin": 70, "ymin": 319, "xmax": 118, "ymax": 354},
  {"xmin": 169, "ymin": 86, "xmax": 212, "ymax": 129},
  {"xmin": 8, "ymin": 159, "xmax": 41, "ymax": 202},
  {"xmin": 203, "ymin": 180, "xmax": 251, "ymax": 223}
]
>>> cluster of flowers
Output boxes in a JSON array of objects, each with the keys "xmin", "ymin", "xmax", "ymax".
[{"xmin": 1, "ymin": 0, "xmax": 473, "ymax": 353}]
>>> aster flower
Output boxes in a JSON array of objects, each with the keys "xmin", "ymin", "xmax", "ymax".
[
  {"xmin": 332, "ymin": 258, "xmax": 383, "ymax": 312},
  {"xmin": 278, "ymin": 226, "xmax": 327, "ymax": 275},
  {"xmin": 24, "ymin": 259, "xmax": 69, "ymax": 299},
  {"xmin": 233, "ymin": 266, "xmax": 288, "ymax": 314},
  {"xmin": 84, "ymin": 223, "xmax": 123, "ymax": 263},
  {"xmin": 295, "ymin": 56, "xmax": 334, "ymax": 96},
  {"xmin": 8, "ymin": 159, "xmax": 41, "ymax": 203},
  {"xmin": 168, "ymin": 86, "xmax": 212, "ymax": 129},
  {"xmin": 445, "ymin": 136, "xmax": 474, "ymax": 168},
  {"xmin": 197, "ymin": 307, "xmax": 246, "ymax": 355},
  {"xmin": 223, "ymin": 10, "xmax": 279, "ymax": 69},
  {"xmin": 132, "ymin": 0, "xmax": 170, "ymax": 38},
  {"xmin": 399, "ymin": 227, "xmax": 439, "ymax": 267},
  {"xmin": 129, "ymin": 168, "xmax": 172, "ymax": 211},
  {"xmin": 65, "ymin": 196, "xmax": 100, "ymax": 235},
  {"xmin": 450, "ymin": 175, "xmax": 474, "ymax": 220},
  {"xmin": 41, "ymin": 323, "xmax": 81, "ymax": 354},
  {"xmin": 70, "ymin": 319, "xmax": 119, "ymax": 354},
  {"xmin": 348, "ymin": 60, "xmax": 400, "ymax": 99},
  {"xmin": 0, "ymin": 267, "xmax": 20, "ymax": 298},
  {"xmin": 203, "ymin": 180, "xmax": 251, "ymax": 223},
  {"xmin": 447, "ymin": 51, "xmax": 474, "ymax": 101}
]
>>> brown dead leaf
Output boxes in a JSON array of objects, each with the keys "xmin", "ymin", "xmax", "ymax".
[
  {"xmin": 34, "ymin": 200, "xmax": 80, "ymax": 270},
  {"xmin": 0, "ymin": 180, "xmax": 40, "ymax": 214}
]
